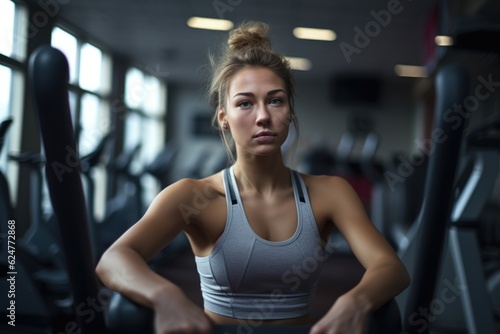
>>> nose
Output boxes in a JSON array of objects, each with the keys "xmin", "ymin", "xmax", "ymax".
[{"xmin": 255, "ymin": 103, "xmax": 271, "ymax": 127}]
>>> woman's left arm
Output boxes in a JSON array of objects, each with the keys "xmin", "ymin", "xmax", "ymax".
[{"xmin": 310, "ymin": 176, "xmax": 410, "ymax": 334}]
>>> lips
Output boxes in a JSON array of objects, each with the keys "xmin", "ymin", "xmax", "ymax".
[
  {"xmin": 253, "ymin": 131, "xmax": 276, "ymax": 138},
  {"xmin": 253, "ymin": 131, "xmax": 276, "ymax": 144}
]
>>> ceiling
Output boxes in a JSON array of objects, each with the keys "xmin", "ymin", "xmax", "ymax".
[{"xmin": 53, "ymin": 0, "xmax": 440, "ymax": 85}]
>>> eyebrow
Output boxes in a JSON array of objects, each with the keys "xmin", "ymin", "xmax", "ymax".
[{"xmin": 232, "ymin": 89, "xmax": 286, "ymax": 99}]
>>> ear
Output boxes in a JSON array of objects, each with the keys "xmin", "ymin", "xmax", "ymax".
[{"xmin": 217, "ymin": 107, "xmax": 226, "ymax": 129}]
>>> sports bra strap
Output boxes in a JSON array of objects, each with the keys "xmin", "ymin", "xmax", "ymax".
[
  {"xmin": 224, "ymin": 168, "xmax": 306, "ymax": 204},
  {"xmin": 223, "ymin": 168, "xmax": 237, "ymax": 205},
  {"xmin": 292, "ymin": 171, "xmax": 305, "ymax": 203}
]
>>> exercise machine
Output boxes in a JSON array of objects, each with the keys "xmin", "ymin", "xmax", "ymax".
[
  {"xmin": 143, "ymin": 140, "xmax": 178, "ymax": 188},
  {"xmin": 397, "ymin": 64, "xmax": 469, "ymax": 334},
  {"xmin": 426, "ymin": 116, "xmax": 500, "ymax": 333},
  {"xmin": 8, "ymin": 152, "xmax": 65, "ymax": 268},
  {"xmin": 80, "ymin": 133, "xmax": 145, "ymax": 256},
  {"xmin": 0, "ymin": 118, "xmax": 13, "ymax": 226},
  {"xmin": 397, "ymin": 13, "xmax": 500, "ymax": 333},
  {"xmin": 397, "ymin": 65, "xmax": 500, "ymax": 334},
  {"xmin": 0, "ymin": 119, "xmax": 70, "ymax": 332}
]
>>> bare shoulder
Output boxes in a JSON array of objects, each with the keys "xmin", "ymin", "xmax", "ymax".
[
  {"xmin": 299, "ymin": 173, "xmax": 355, "ymax": 198},
  {"xmin": 298, "ymin": 172, "xmax": 366, "ymax": 215},
  {"xmin": 293, "ymin": 173, "xmax": 365, "ymax": 236},
  {"xmin": 155, "ymin": 172, "xmax": 225, "ymax": 205}
]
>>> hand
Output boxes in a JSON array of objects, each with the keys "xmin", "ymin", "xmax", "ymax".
[
  {"xmin": 310, "ymin": 294, "xmax": 371, "ymax": 334},
  {"xmin": 153, "ymin": 288, "xmax": 213, "ymax": 334}
]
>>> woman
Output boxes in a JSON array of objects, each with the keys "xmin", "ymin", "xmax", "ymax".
[{"xmin": 96, "ymin": 21, "xmax": 410, "ymax": 334}]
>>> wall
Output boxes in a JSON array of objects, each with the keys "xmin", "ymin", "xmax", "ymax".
[
  {"xmin": 294, "ymin": 76, "xmax": 419, "ymax": 165},
  {"xmin": 167, "ymin": 83, "xmax": 226, "ymax": 182}
]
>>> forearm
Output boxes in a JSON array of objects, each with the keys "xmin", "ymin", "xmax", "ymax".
[
  {"xmin": 341, "ymin": 258, "xmax": 410, "ymax": 312},
  {"xmin": 95, "ymin": 245, "xmax": 185, "ymax": 309}
]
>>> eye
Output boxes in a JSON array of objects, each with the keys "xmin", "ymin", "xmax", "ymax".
[
  {"xmin": 237, "ymin": 101, "xmax": 252, "ymax": 108},
  {"xmin": 269, "ymin": 98, "xmax": 283, "ymax": 106}
]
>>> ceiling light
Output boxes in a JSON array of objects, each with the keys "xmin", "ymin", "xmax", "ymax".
[
  {"xmin": 187, "ymin": 17, "xmax": 233, "ymax": 31},
  {"xmin": 293, "ymin": 27, "xmax": 336, "ymax": 41},
  {"xmin": 394, "ymin": 64, "xmax": 427, "ymax": 78},
  {"xmin": 286, "ymin": 57, "xmax": 312, "ymax": 71},
  {"xmin": 434, "ymin": 35, "xmax": 453, "ymax": 46}
]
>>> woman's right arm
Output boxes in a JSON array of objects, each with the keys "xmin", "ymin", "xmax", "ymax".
[{"xmin": 96, "ymin": 178, "xmax": 213, "ymax": 333}]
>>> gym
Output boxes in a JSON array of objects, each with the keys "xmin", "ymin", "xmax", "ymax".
[{"xmin": 1, "ymin": 0, "xmax": 499, "ymax": 333}]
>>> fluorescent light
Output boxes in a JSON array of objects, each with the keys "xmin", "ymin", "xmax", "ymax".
[
  {"xmin": 187, "ymin": 17, "xmax": 233, "ymax": 31},
  {"xmin": 286, "ymin": 56, "xmax": 312, "ymax": 71},
  {"xmin": 394, "ymin": 64, "xmax": 427, "ymax": 78},
  {"xmin": 434, "ymin": 35, "xmax": 453, "ymax": 46},
  {"xmin": 293, "ymin": 27, "xmax": 336, "ymax": 41}
]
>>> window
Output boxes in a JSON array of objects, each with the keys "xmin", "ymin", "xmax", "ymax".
[
  {"xmin": 0, "ymin": 65, "xmax": 13, "ymax": 177},
  {"xmin": 79, "ymin": 93, "xmax": 110, "ymax": 155},
  {"xmin": 51, "ymin": 27, "xmax": 112, "ymax": 152},
  {"xmin": 79, "ymin": 43, "xmax": 111, "ymax": 94},
  {"xmin": 51, "ymin": 26, "xmax": 112, "ymax": 221},
  {"xmin": 0, "ymin": 66, "xmax": 24, "ymax": 204},
  {"xmin": 0, "ymin": 0, "xmax": 27, "ymax": 205},
  {"xmin": 0, "ymin": 0, "xmax": 28, "ymax": 61},
  {"xmin": 0, "ymin": 65, "xmax": 23, "ymax": 204},
  {"xmin": 0, "ymin": 65, "xmax": 12, "ymax": 122},
  {"xmin": 124, "ymin": 67, "xmax": 167, "ymax": 205},
  {"xmin": 51, "ymin": 27, "xmax": 78, "ymax": 83}
]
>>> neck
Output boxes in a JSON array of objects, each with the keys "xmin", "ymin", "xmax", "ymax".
[{"xmin": 233, "ymin": 152, "xmax": 290, "ymax": 198}]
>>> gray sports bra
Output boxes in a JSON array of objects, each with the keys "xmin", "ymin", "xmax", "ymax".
[{"xmin": 195, "ymin": 166, "xmax": 326, "ymax": 319}]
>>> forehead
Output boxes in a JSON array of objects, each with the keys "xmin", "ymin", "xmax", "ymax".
[{"xmin": 228, "ymin": 67, "xmax": 286, "ymax": 96}]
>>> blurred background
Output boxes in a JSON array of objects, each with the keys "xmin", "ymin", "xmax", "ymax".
[
  {"xmin": 1, "ymin": 0, "xmax": 500, "ymax": 333},
  {"xmin": 1, "ymin": 0, "xmax": 497, "ymax": 227}
]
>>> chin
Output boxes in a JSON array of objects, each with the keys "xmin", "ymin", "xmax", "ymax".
[{"xmin": 252, "ymin": 147, "xmax": 282, "ymax": 157}]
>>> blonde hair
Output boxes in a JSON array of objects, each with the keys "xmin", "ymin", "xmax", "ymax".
[{"xmin": 208, "ymin": 21, "xmax": 299, "ymax": 163}]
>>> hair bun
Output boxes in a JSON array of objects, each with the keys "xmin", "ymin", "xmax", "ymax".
[{"xmin": 228, "ymin": 22, "xmax": 272, "ymax": 54}]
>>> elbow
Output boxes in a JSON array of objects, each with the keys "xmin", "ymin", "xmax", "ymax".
[
  {"xmin": 95, "ymin": 257, "xmax": 105, "ymax": 281},
  {"xmin": 381, "ymin": 257, "xmax": 411, "ymax": 295},
  {"xmin": 95, "ymin": 247, "xmax": 114, "ymax": 288},
  {"xmin": 95, "ymin": 252, "xmax": 107, "ymax": 283},
  {"xmin": 94, "ymin": 245, "xmax": 144, "ymax": 292},
  {"xmin": 404, "ymin": 268, "xmax": 411, "ymax": 289},
  {"xmin": 399, "ymin": 262, "xmax": 411, "ymax": 293}
]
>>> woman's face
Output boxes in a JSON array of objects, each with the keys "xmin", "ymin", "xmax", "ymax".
[{"xmin": 220, "ymin": 67, "xmax": 291, "ymax": 157}]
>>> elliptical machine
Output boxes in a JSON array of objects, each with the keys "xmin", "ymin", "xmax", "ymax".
[
  {"xmin": 80, "ymin": 135, "xmax": 144, "ymax": 258},
  {"xmin": 0, "ymin": 118, "xmax": 14, "ymax": 226},
  {"xmin": 0, "ymin": 118, "xmax": 71, "ymax": 332}
]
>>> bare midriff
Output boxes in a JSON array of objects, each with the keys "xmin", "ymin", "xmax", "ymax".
[{"xmin": 205, "ymin": 310, "xmax": 311, "ymax": 326}]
